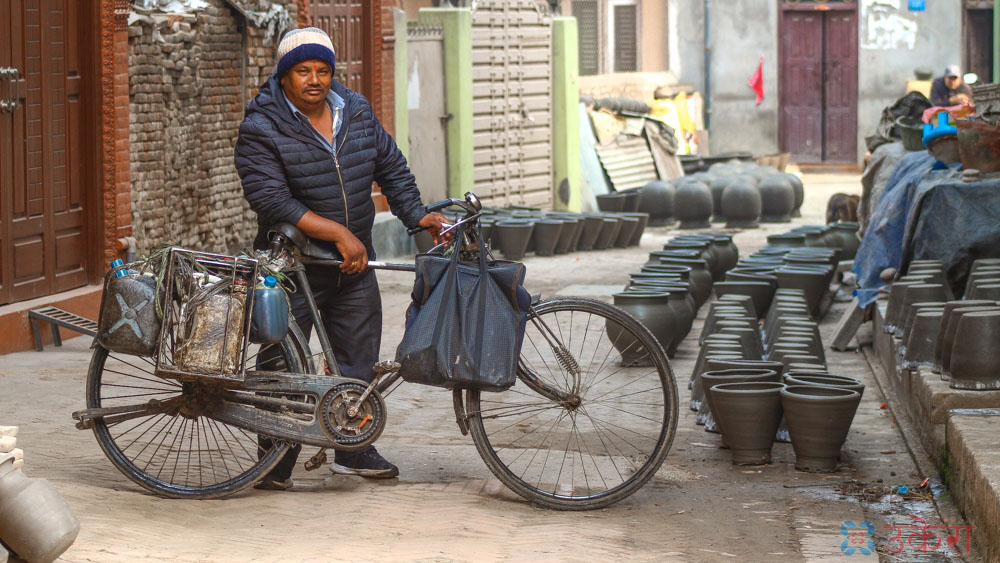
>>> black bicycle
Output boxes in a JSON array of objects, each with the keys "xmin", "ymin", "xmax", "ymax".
[{"xmin": 74, "ymin": 192, "xmax": 678, "ymax": 510}]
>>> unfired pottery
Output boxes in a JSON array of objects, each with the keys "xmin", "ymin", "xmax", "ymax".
[
  {"xmin": 948, "ymin": 311, "xmax": 1000, "ymax": 390},
  {"xmin": 0, "ymin": 454, "xmax": 80, "ymax": 563},
  {"xmin": 710, "ymin": 382, "xmax": 786, "ymax": 464},
  {"xmin": 781, "ymin": 385, "xmax": 862, "ymax": 472}
]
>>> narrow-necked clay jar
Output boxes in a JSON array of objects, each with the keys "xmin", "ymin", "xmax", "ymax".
[
  {"xmin": 781, "ymin": 385, "xmax": 862, "ymax": 472},
  {"xmin": 0, "ymin": 453, "xmax": 81, "ymax": 563},
  {"xmin": 637, "ymin": 180, "xmax": 675, "ymax": 226},
  {"xmin": 757, "ymin": 175, "xmax": 795, "ymax": 222},
  {"xmin": 710, "ymin": 382, "xmax": 786, "ymax": 464},
  {"xmin": 609, "ymin": 291, "xmax": 676, "ymax": 366},
  {"xmin": 674, "ymin": 180, "xmax": 713, "ymax": 229},
  {"xmin": 722, "ymin": 178, "xmax": 762, "ymax": 228}
]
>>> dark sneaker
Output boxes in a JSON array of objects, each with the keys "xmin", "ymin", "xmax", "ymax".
[
  {"xmin": 329, "ymin": 446, "xmax": 399, "ymax": 479},
  {"xmin": 253, "ymin": 477, "xmax": 293, "ymax": 491}
]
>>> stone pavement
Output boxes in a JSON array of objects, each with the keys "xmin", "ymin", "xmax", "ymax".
[{"xmin": 0, "ymin": 173, "xmax": 983, "ymax": 561}]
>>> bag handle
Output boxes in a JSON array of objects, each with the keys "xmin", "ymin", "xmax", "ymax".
[
  {"xmin": 430, "ymin": 222, "xmax": 469, "ymax": 346},
  {"xmin": 473, "ymin": 223, "xmax": 490, "ymax": 371}
]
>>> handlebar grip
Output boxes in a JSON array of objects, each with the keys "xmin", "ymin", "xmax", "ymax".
[
  {"xmin": 425, "ymin": 199, "xmax": 454, "ymax": 213},
  {"xmin": 407, "ymin": 226, "xmax": 429, "ymax": 236}
]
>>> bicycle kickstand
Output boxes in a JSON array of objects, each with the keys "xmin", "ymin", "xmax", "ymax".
[{"xmin": 304, "ymin": 449, "xmax": 328, "ymax": 471}]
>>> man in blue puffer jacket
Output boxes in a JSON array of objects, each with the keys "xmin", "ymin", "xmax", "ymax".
[{"xmin": 235, "ymin": 27, "xmax": 448, "ymax": 489}]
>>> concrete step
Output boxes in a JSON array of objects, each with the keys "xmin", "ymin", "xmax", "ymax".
[{"xmin": 946, "ymin": 411, "xmax": 1000, "ymax": 562}]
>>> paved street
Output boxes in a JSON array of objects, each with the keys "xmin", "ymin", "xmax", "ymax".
[{"xmin": 0, "ymin": 173, "xmax": 980, "ymax": 562}]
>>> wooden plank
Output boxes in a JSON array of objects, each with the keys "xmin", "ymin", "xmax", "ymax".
[{"xmin": 830, "ymin": 297, "xmax": 868, "ymax": 351}]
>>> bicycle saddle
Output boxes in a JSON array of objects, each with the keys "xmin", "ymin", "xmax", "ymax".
[{"xmin": 268, "ymin": 223, "xmax": 341, "ymax": 260}]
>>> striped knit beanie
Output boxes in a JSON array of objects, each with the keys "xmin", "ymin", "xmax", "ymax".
[{"xmin": 275, "ymin": 27, "xmax": 336, "ymax": 77}]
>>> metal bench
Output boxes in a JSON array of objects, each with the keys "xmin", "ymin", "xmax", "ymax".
[{"xmin": 27, "ymin": 307, "xmax": 98, "ymax": 352}]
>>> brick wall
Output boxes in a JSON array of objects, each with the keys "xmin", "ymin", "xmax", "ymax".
[{"xmin": 127, "ymin": 0, "xmax": 296, "ymax": 256}]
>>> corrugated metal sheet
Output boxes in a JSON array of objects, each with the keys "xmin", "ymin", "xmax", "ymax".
[
  {"xmin": 471, "ymin": 0, "xmax": 554, "ymax": 208},
  {"xmin": 593, "ymin": 136, "xmax": 658, "ymax": 192},
  {"xmin": 573, "ymin": 0, "xmax": 599, "ymax": 76}
]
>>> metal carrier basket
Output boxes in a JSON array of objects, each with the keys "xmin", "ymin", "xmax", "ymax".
[
  {"xmin": 154, "ymin": 247, "xmax": 259, "ymax": 387},
  {"xmin": 972, "ymin": 83, "xmax": 1000, "ymax": 119}
]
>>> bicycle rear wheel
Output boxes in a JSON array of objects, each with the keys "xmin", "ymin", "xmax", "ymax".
[
  {"xmin": 86, "ymin": 326, "xmax": 305, "ymax": 499},
  {"xmin": 467, "ymin": 297, "xmax": 678, "ymax": 510}
]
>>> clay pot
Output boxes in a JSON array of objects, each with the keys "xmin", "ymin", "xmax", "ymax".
[
  {"xmin": 773, "ymin": 336, "xmax": 824, "ymax": 363},
  {"xmin": 576, "ymin": 215, "xmax": 605, "ymax": 251},
  {"xmin": 596, "ymin": 192, "xmax": 632, "ymax": 212},
  {"xmin": 720, "ymin": 178, "xmax": 762, "ymax": 228},
  {"xmin": 778, "ymin": 173, "xmax": 804, "ymax": 217},
  {"xmin": 892, "ymin": 284, "xmax": 949, "ymax": 338},
  {"xmin": 622, "ymin": 212, "xmax": 650, "ymax": 246},
  {"xmin": 548, "ymin": 217, "xmax": 578, "ymax": 254},
  {"xmin": 902, "ymin": 311, "xmax": 944, "ymax": 370},
  {"xmin": 940, "ymin": 305, "xmax": 1000, "ymax": 378},
  {"xmin": 0, "ymin": 454, "xmax": 81, "ymax": 563},
  {"xmin": 766, "ymin": 233, "xmax": 806, "ymax": 248},
  {"xmin": 530, "ymin": 220, "xmax": 563, "ymax": 256},
  {"xmin": 757, "ymin": 175, "xmax": 795, "ymax": 222},
  {"xmin": 781, "ymin": 385, "xmax": 862, "ymax": 472},
  {"xmin": 495, "ymin": 220, "xmax": 534, "ymax": 261},
  {"xmin": 713, "ymin": 281, "xmax": 775, "ymax": 320},
  {"xmin": 700, "ymin": 368, "xmax": 781, "ymax": 434},
  {"xmin": 969, "ymin": 283, "xmax": 1000, "ymax": 301},
  {"xmin": 933, "ymin": 300, "xmax": 1000, "ymax": 373},
  {"xmin": 948, "ymin": 311, "xmax": 1000, "ymax": 390},
  {"xmin": 899, "ymin": 302, "xmax": 946, "ymax": 341},
  {"xmin": 654, "ymin": 258, "xmax": 713, "ymax": 307},
  {"xmin": 638, "ymin": 180, "xmax": 675, "ymax": 226},
  {"xmin": 610, "ymin": 291, "xmax": 676, "ymax": 366},
  {"xmin": 710, "ymin": 382, "xmax": 786, "ymax": 464},
  {"xmin": 674, "ymin": 180, "xmax": 714, "ymax": 229},
  {"xmin": 719, "ymin": 327, "xmax": 764, "ymax": 360},
  {"xmin": 718, "ymin": 294, "xmax": 758, "ymax": 319},
  {"xmin": 711, "ymin": 235, "xmax": 739, "ymax": 272},
  {"xmin": 708, "ymin": 177, "xmax": 734, "ymax": 222},
  {"xmin": 784, "ymin": 374, "xmax": 865, "ymax": 397},
  {"xmin": 593, "ymin": 217, "xmax": 622, "ymax": 250},
  {"xmin": 883, "ymin": 281, "xmax": 926, "ymax": 332},
  {"xmin": 614, "ymin": 216, "xmax": 640, "ymax": 248},
  {"xmin": 828, "ymin": 223, "xmax": 860, "ymax": 259}
]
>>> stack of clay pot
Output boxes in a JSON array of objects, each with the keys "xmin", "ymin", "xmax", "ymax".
[
  {"xmin": 0, "ymin": 449, "xmax": 80, "ymax": 563},
  {"xmin": 450, "ymin": 206, "xmax": 650, "ymax": 261},
  {"xmin": 614, "ymin": 233, "xmax": 738, "ymax": 359},
  {"xmin": 885, "ymin": 258, "xmax": 1000, "ymax": 390}
]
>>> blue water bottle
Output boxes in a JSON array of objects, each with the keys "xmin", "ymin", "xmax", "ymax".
[{"xmin": 250, "ymin": 275, "xmax": 289, "ymax": 344}]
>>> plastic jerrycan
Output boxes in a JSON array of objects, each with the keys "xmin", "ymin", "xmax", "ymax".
[{"xmin": 250, "ymin": 275, "xmax": 289, "ymax": 344}]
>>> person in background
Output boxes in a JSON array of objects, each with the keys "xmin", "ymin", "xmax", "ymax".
[{"xmin": 930, "ymin": 65, "xmax": 973, "ymax": 107}]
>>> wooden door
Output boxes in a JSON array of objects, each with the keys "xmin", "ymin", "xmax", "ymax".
[
  {"xmin": 965, "ymin": 8, "xmax": 994, "ymax": 83},
  {"xmin": 310, "ymin": 0, "xmax": 366, "ymax": 95},
  {"xmin": 0, "ymin": 0, "xmax": 88, "ymax": 305},
  {"xmin": 779, "ymin": 11, "xmax": 824, "ymax": 162},
  {"xmin": 780, "ymin": 6, "xmax": 858, "ymax": 163},
  {"xmin": 823, "ymin": 9, "xmax": 858, "ymax": 162}
]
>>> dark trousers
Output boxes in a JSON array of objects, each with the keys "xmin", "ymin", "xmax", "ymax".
[{"xmin": 258, "ymin": 267, "xmax": 382, "ymax": 481}]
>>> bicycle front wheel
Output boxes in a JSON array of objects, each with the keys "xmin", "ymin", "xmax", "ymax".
[{"xmin": 467, "ymin": 297, "xmax": 678, "ymax": 510}]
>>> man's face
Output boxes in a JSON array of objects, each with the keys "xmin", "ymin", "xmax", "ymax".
[
  {"xmin": 945, "ymin": 75, "xmax": 961, "ymax": 89},
  {"xmin": 281, "ymin": 60, "xmax": 332, "ymax": 111}
]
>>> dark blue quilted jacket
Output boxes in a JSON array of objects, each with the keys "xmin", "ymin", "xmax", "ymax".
[{"xmin": 235, "ymin": 75, "xmax": 427, "ymax": 258}]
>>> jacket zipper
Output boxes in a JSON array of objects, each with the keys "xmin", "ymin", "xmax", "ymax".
[
  {"xmin": 333, "ymin": 109, "xmax": 364, "ymax": 231},
  {"xmin": 333, "ymin": 109, "xmax": 364, "ymax": 285}
]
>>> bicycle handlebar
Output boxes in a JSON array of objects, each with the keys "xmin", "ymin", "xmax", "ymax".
[{"xmin": 408, "ymin": 192, "xmax": 483, "ymax": 236}]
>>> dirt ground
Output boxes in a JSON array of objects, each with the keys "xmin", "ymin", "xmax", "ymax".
[{"xmin": 0, "ymin": 172, "xmax": 980, "ymax": 562}]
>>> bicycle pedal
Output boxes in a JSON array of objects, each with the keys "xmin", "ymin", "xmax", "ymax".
[
  {"xmin": 304, "ymin": 449, "xmax": 327, "ymax": 471},
  {"xmin": 373, "ymin": 360, "xmax": 401, "ymax": 376}
]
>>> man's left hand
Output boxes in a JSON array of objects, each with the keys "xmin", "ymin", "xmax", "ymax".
[{"xmin": 418, "ymin": 212, "xmax": 452, "ymax": 243}]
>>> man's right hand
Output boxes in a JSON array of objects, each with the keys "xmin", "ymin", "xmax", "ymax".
[{"xmin": 334, "ymin": 230, "xmax": 368, "ymax": 274}]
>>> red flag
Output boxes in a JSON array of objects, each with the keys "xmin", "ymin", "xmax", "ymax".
[{"xmin": 748, "ymin": 55, "xmax": 765, "ymax": 105}]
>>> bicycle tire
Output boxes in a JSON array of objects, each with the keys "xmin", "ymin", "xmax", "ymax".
[
  {"xmin": 86, "ymin": 324, "xmax": 306, "ymax": 499},
  {"xmin": 467, "ymin": 297, "xmax": 678, "ymax": 510}
]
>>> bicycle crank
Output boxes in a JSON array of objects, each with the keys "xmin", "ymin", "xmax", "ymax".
[{"xmin": 319, "ymin": 382, "xmax": 387, "ymax": 449}]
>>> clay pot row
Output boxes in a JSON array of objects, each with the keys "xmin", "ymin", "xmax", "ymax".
[
  {"xmin": 632, "ymin": 162, "xmax": 805, "ymax": 230},
  {"xmin": 707, "ymin": 375, "xmax": 863, "ymax": 470},
  {"xmin": 765, "ymin": 222, "xmax": 860, "ymax": 260},
  {"xmin": 455, "ymin": 208, "xmax": 651, "ymax": 261}
]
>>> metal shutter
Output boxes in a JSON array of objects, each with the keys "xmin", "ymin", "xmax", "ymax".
[
  {"xmin": 471, "ymin": 1, "xmax": 554, "ymax": 208},
  {"xmin": 573, "ymin": 0, "xmax": 600, "ymax": 76},
  {"xmin": 613, "ymin": 4, "xmax": 637, "ymax": 72}
]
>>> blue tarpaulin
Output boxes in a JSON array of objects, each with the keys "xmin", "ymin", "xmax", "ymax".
[{"xmin": 853, "ymin": 151, "xmax": 1000, "ymax": 306}]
